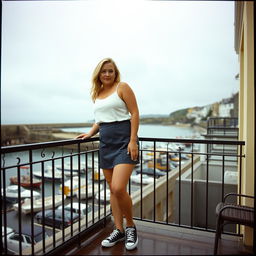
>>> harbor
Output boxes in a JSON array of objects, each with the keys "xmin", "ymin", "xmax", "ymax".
[
  {"xmin": 1, "ymin": 121, "xmax": 248, "ymax": 255},
  {"xmin": 1, "ymin": 124, "xmax": 203, "ymax": 254},
  {"xmin": 1, "ymin": 140, "xmax": 195, "ymax": 242}
]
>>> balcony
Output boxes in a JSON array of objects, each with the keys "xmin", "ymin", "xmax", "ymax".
[
  {"xmin": 204, "ymin": 117, "xmax": 239, "ymax": 140},
  {"xmin": 1, "ymin": 136, "xmax": 253, "ymax": 255},
  {"xmin": 60, "ymin": 217, "xmax": 252, "ymax": 255}
]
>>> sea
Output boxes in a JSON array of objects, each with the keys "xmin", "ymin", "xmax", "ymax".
[{"xmin": 62, "ymin": 123, "xmax": 201, "ymax": 139}]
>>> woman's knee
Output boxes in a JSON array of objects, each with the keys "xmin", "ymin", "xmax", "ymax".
[{"xmin": 111, "ymin": 185, "xmax": 126, "ymax": 198}]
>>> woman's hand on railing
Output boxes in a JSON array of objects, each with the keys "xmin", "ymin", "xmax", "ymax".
[
  {"xmin": 127, "ymin": 140, "xmax": 139, "ymax": 161},
  {"xmin": 75, "ymin": 133, "xmax": 91, "ymax": 140}
]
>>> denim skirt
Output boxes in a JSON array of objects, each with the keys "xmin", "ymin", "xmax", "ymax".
[{"xmin": 99, "ymin": 120, "xmax": 139, "ymax": 169}]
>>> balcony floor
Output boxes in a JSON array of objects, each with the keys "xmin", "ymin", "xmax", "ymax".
[{"xmin": 60, "ymin": 218, "xmax": 253, "ymax": 255}]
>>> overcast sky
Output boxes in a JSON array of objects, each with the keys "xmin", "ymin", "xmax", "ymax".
[{"xmin": 1, "ymin": 0, "xmax": 239, "ymax": 124}]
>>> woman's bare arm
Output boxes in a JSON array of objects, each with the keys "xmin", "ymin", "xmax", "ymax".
[
  {"xmin": 76, "ymin": 123, "xmax": 99, "ymax": 139},
  {"xmin": 119, "ymin": 82, "xmax": 139, "ymax": 161}
]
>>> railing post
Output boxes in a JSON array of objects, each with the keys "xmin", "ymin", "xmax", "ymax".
[
  {"xmin": 77, "ymin": 142, "xmax": 81, "ymax": 247},
  {"xmin": 153, "ymin": 141, "xmax": 156, "ymax": 222},
  {"xmin": 29, "ymin": 149, "xmax": 35, "ymax": 255},
  {"xmin": 205, "ymin": 144, "xmax": 209, "ymax": 229},
  {"xmin": 140, "ymin": 141, "xmax": 143, "ymax": 220},
  {"xmin": 17, "ymin": 162, "xmax": 22, "ymax": 256},
  {"xmin": 190, "ymin": 143, "xmax": 194, "ymax": 228}
]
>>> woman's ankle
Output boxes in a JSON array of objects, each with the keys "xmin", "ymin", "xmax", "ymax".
[
  {"xmin": 126, "ymin": 221, "xmax": 135, "ymax": 228},
  {"xmin": 116, "ymin": 226, "xmax": 124, "ymax": 233}
]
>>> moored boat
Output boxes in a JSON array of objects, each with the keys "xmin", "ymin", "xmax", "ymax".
[
  {"xmin": 56, "ymin": 163, "xmax": 86, "ymax": 173},
  {"xmin": 13, "ymin": 194, "xmax": 66, "ymax": 214},
  {"xmin": 1, "ymin": 185, "xmax": 41, "ymax": 204},
  {"xmin": 93, "ymin": 169, "xmax": 105, "ymax": 181},
  {"xmin": 33, "ymin": 166, "xmax": 63, "ymax": 181},
  {"xmin": 10, "ymin": 175, "xmax": 42, "ymax": 189},
  {"xmin": 75, "ymin": 183, "xmax": 103, "ymax": 200},
  {"xmin": 136, "ymin": 167, "xmax": 166, "ymax": 178},
  {"xmin": 59, "ymin": 176, "xmax": 86, "ymax": 197},
  {"xmin": 130, "ymin": 174, "xmax": 154, "ymax": 185}
]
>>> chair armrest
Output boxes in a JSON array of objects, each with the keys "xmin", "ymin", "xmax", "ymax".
[
  {"xmin": 219, "ymin": 204, "xmax": 254, "ymax": 216},
  {"xmin": 224, "ymin": 193, "xmax": 254, "ymax": 202}
]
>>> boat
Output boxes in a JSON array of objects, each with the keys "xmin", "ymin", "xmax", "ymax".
[
  {"xmin": 13, "ymin": 194, "xmax": 66, "ymax": 214},
  {"xmin": 1, "ymin": 185, "xmax": 41, "ymax": 204},
  {"xmin": 56, "ymin": 167, "xmax": 78, "ymax": 177},
  {"xmin": 130, "ymin": 174, "xmax": 154, "ymax": 185},
  {"xmin": 20, "ymin": 166, "xmax": 29, "ymax": 169},
  {"xmin": 135, "ymin": 168, "xmax": 166, "ymax": 178},
  {"xmin": 169, "ymin": 143, "xmax": 185, "ymax": 152},
  {"xmin": 141, "ymin": 152, "xmax": 154, "ymax": 162},
  {"xmin": 62, "ymin": 170, "xmax": 78, "ymax": 177},
  {"xmin": 93, "ymin": 169, "xmax": 105, "ymax": 181},
  {"xmin": 10, "ymin": 175, "xmax": 42, "ymax": 189},
  {"xmin": 33, "ymin": 166, "xmax": 63, "ymax": 181},
  {"xmin": 95, "ymin": 188, "xmax": 111, "ymax": 202},
  {"xmin": 59, "ymin": 176, "xmax": 87, "ymax": 197},
  {"xmin": 56, "ymin": 163, "xmax": 86, "ymax": 173},
  {"xmin": 158, "ymin": 150, "xmax": 184, "ymax": 162},
  {"xmin": 147, "ymin": 157, "xmax": 171, "ymax": 171},
  {"xmin": 168, "ymin": 153, "xmax": 180, "ymax": 162},
  {"xmin": 91, "ymin": 169, "xmax": 105, "ymax": 181},
  {"xmin": 75, "ymin": 183, "xmax": 103, "ymax": 200},
  {"xmin": 147, "ymin": 154, "xmax": 182, "ymax": 171}
]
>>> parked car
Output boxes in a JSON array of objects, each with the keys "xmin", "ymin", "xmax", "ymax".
[
  {"xmin": 136, "ymin": 168, "xmax": 166, "ymax": 178},
  {"xmin": 57, "ymin": 202, "xmax": 90, "ymax": 218},
  {"xmin": 35, "ymin": 209, "xmax": 79, "ymax": 229},
  {"xmin": 2, "ymin": 226, "xmax": 48, "ymax": 255}
]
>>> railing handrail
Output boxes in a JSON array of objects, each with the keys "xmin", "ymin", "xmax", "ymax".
[
  {"xmin": 1, "ymin": 137, "xmax": 245, "ymax": 154},
  {"xmin": 0, "ymin": 137, "xmax": 99, "ymax": 153},
  {"xmin": 207, "ymin": 117, "xmax": 238, "ymax": 120},
  {"xmin": 207, "ymin": 127, "xmax": 239, "ymax": 130},
  {"xmin": 138, "ymin": 137, "xmax": 245, "ymax": 145}
]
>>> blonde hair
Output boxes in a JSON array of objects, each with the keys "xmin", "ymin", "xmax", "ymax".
[{"xmin": 91, "ymin": 58, "xmax": 121, "ymax": 101}]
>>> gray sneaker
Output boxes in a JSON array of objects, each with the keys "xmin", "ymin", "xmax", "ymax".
[
  {"xmin": 101, "ymin": 229, "xmax": 125, "ymax": 247},
  {"xmin": 125, "ymin": 226, "xmax": 138, "ymax": 250}
]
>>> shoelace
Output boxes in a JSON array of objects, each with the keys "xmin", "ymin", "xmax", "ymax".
[
  {"xmin": 126, "ymin": 228, "xmax": 135, "ymax": 242},
  {"xmin": 108, "ymin": 229, "xmax": 120, "ymax": 241}
]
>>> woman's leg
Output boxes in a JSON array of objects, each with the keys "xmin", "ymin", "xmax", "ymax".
[
  {"xmin": 111, "ymin": 164, "xmax": 135, "ymax": 227},
  {"xmin": 103, "ymin": 168, "xmax": 124, "ymax": 232}
]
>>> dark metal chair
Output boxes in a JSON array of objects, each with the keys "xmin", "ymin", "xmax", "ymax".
[{"xmin": 214, "ymin": 193, "xmax": 254, "ymax": 255}]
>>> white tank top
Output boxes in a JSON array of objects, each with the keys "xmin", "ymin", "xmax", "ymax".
[{"xmin": 94, "ymin": 83, "xmax": 130, "ymax": 124}]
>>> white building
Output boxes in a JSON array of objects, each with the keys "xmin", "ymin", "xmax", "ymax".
[
  {"xmin": 186, "ymin": 105, "xmax": 211, "ymax": 123},
  {"xmin": 218, "ymin": 102, "xmax": 234, "ymax": 117}
]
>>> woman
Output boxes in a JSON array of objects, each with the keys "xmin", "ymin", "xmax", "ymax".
[{"xmin": 76, "ymin": 58, "xmax": 139, "ymax": 250}]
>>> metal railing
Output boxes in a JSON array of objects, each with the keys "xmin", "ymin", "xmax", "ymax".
[
  {"xmin": 133, "ymin": 137, "xmax": 245, "ymax": 233},
  {"xmin": 206, "ymin": 117, "xmax": 238, "ymax": 137},
  {"xmin": 1, "ymin": 137, "xmax": 245, "ymax": 255},
  {"xmin": 1, "ymin": 138, "xmax": 109, "ymax": 255}
]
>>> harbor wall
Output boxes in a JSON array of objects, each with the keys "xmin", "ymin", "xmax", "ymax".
[{"xmin": 1, "ymin": 123, "xmax": 93, "ymax": 146}]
